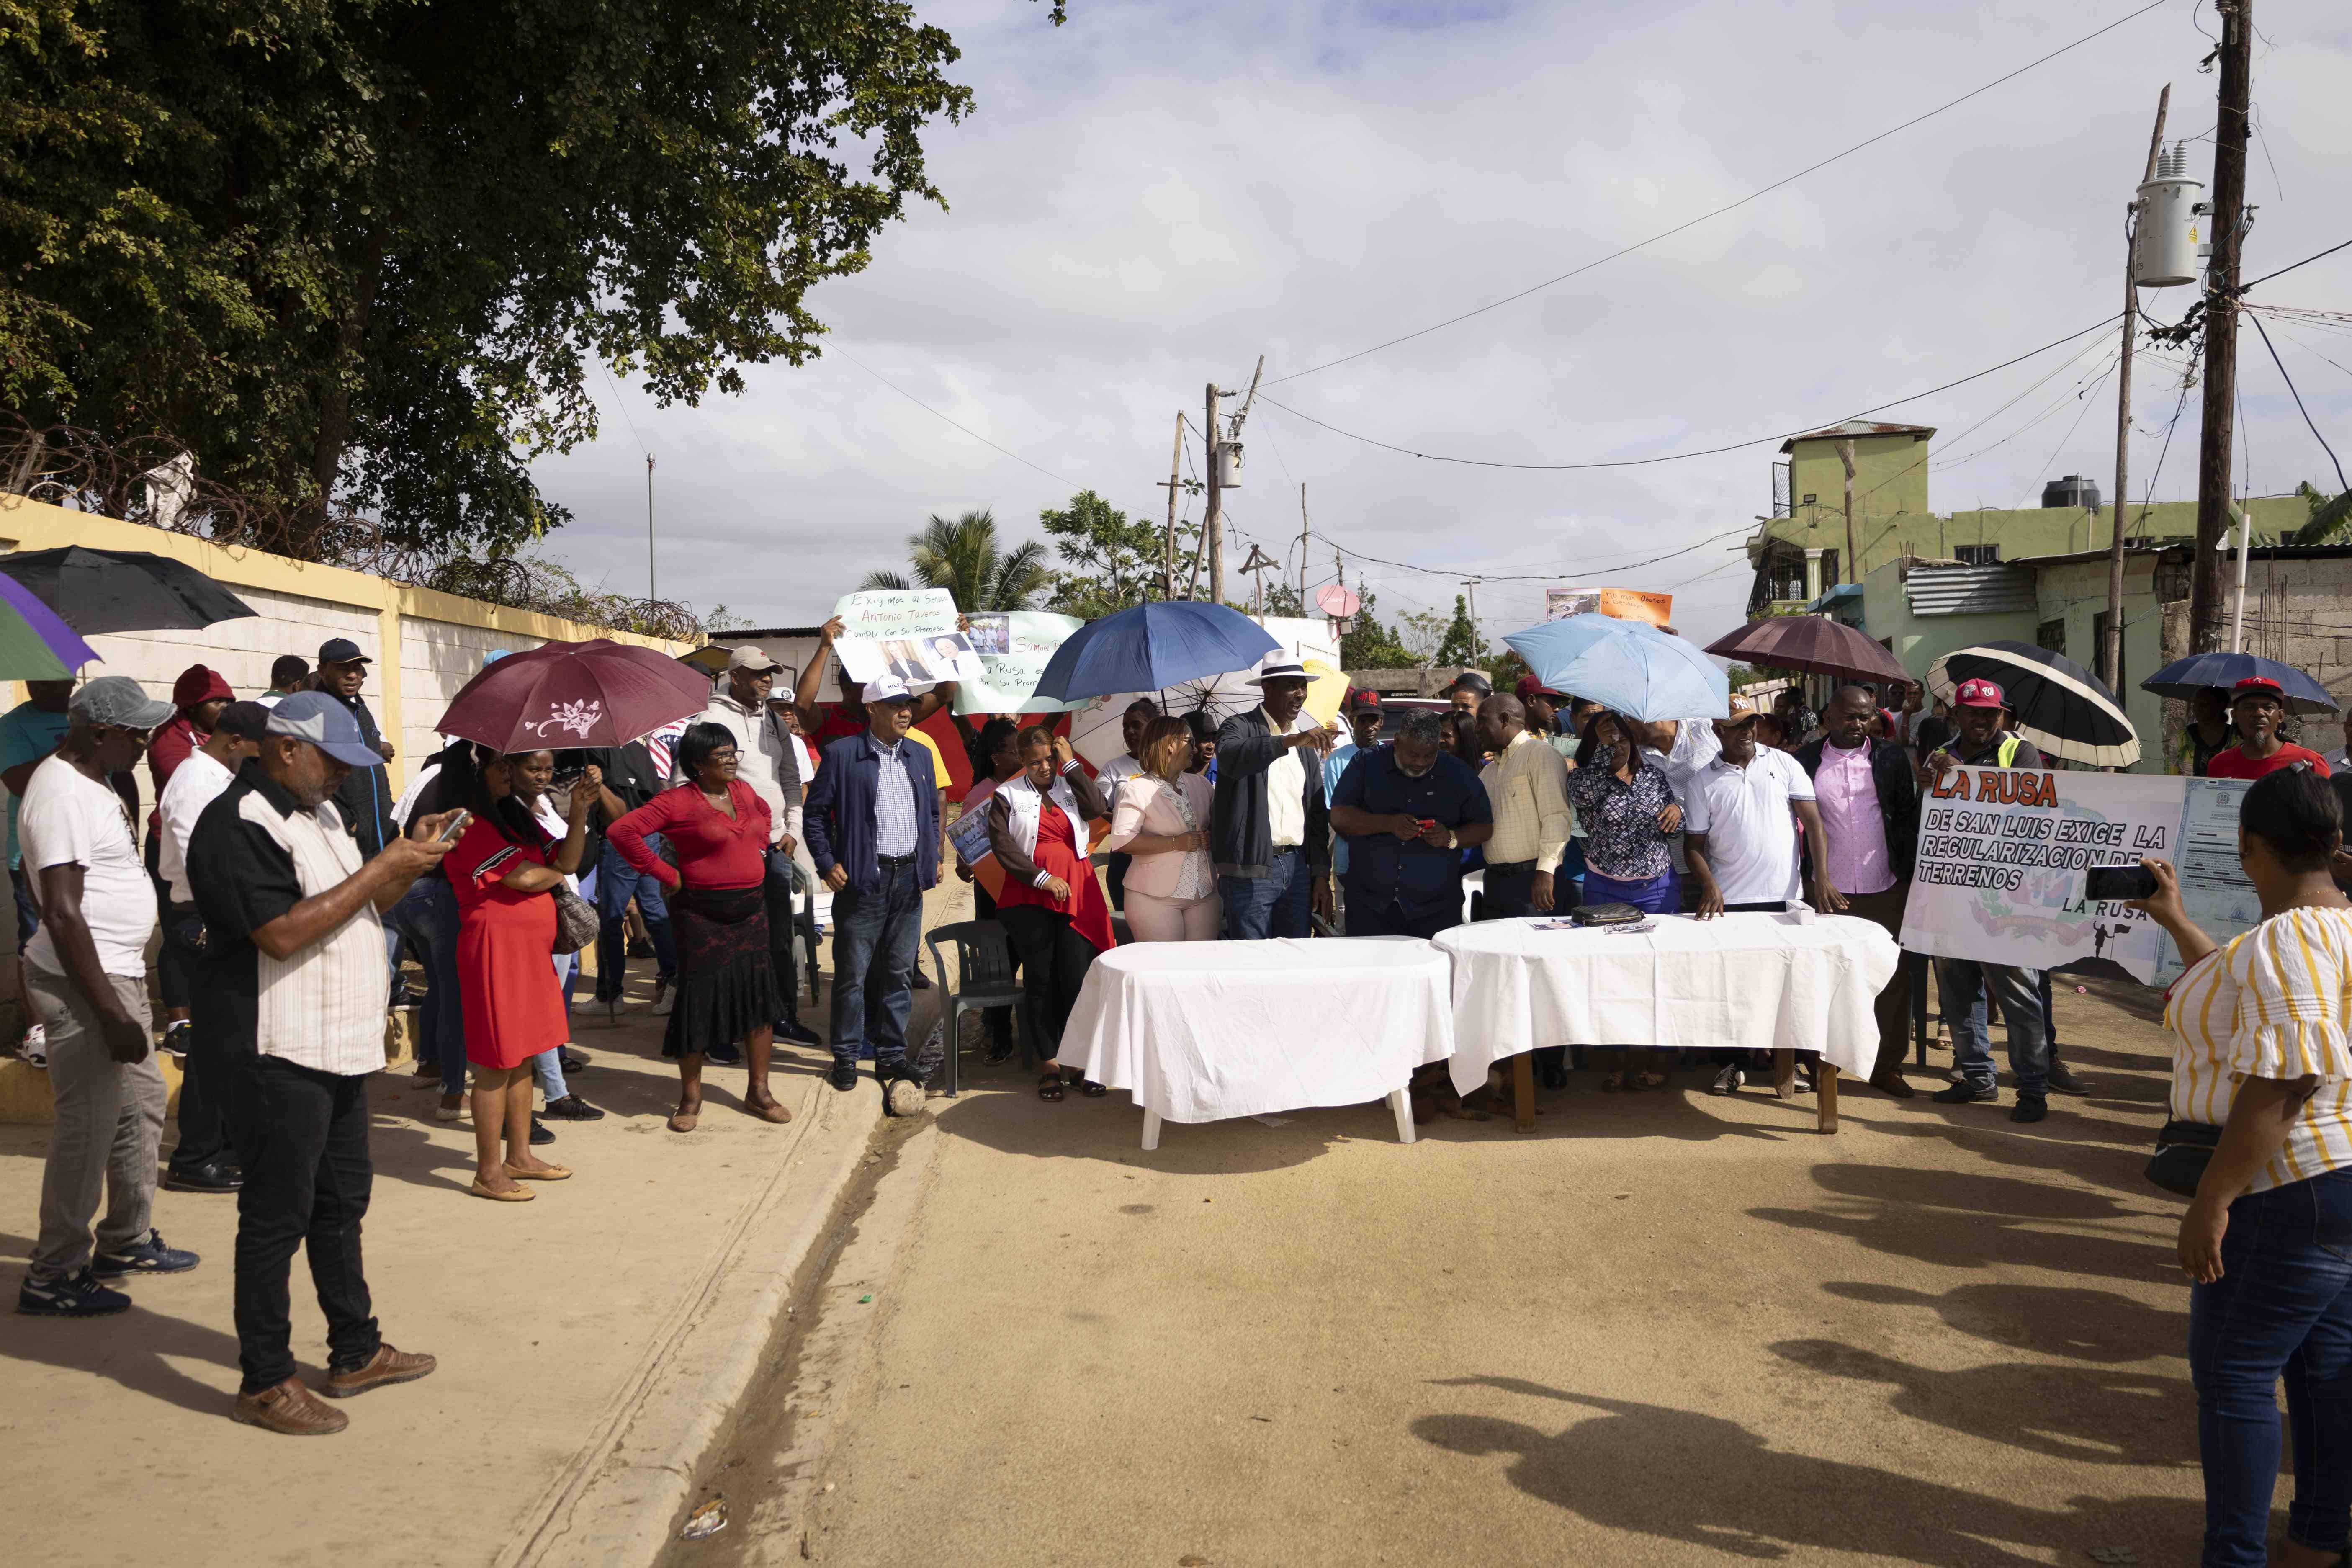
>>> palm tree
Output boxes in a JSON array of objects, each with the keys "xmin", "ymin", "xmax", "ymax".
[{"xmin": 860, "ymin": 508, "xmax": 1050, "ymax": 612}]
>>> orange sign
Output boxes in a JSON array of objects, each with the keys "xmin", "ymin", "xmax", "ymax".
[{"xmin": 1545, "ymin": 587, "xmax": 1673, "ymax": 626}]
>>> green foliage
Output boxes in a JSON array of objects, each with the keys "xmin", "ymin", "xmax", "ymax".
[
  {"xmin": 1488, "ymin": 647, "xmax": 1531, "ymax": 694},
  {"xmin": 1338, "ymin": 590, "xmax": 1413, "ymax": 669},
  {"xmin": 1433, "ymin": 593, "xmax": 1482, "ymax": 668},
  {"xmin": 0, "ymin": 0, "xmax": 1064, "ymax": 560},
  {"xmin": 861, "ymin": 509, "xmax": 1048, "ymax": 612},
  {"xmin": 1039, "ymin": 489, "xmax": 1165, "ymax": 618},
  {"xmin": 2292, "ymin": 481, "xmax": 2352, "ymax": 546},
  {"xmin": 1260, "ymin": 582, "xmax": 1304, "ymax": 618},
  {"xmin": 1395, "ymin": 607, "xmax": 1449, "ymax": 669}
]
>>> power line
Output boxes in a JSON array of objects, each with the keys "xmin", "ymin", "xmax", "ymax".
[
  {"xmin": 2246, "ymin": 309, "xmax": 2349, "ymax": 495},
  {"xmin": 595, "ymin": 361, "xmax": 650, "ymax": 456},
  {"xmin": 1261, "ymin": 0, "xmax": 2177, "ymax": 389},
  {"xmin": 830, "ymin": 346, "xmax": 1091, "ymax": 492},
  {"xmin": 1259, "ymin": 311, "xmax": 2122, "ymax": 471},
  {"xmin": 1324, "ymin": 523, "xmax": 1755, "ymax": 584}
]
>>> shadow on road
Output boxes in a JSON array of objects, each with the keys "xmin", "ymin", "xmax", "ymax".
[{"xmin": 1413, "ymin": 1375, "xmax": 2197, "ymax": 1565}]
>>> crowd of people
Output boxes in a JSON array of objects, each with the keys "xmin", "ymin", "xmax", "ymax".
[{"xmin": 16, "ymin": 616, "xmax": 2352, "ymax": 1563}]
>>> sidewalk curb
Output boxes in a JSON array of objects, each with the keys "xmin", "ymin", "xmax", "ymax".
[{"xmin": 501, "ymin": 1072, "xmax": 886, "ymax": 1568}]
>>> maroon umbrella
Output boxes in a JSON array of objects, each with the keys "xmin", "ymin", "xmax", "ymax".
[
  {"xmin": 435, "ymin": 638, "xmax": 711, "ymax": 753},
  {"xmin": 1702, "ymin": 616, "xmax": 1911, "ymax": 685}
]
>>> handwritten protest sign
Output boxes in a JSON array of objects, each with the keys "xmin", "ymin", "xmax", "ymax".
[
  {"xmin": 1545, "ymin": 587, "xmax": 1672, "ymax": 626},
  {"xmin": 830, "ymin": 588, "xmax": 983, "ymax": 687},
  {"xmin": 1899, "ymin": 766, "xmax": 2256, "ymax": 987},
  {"xmin": 952, "ymin": 612, "xmax": 1085, "ymax": 716}
]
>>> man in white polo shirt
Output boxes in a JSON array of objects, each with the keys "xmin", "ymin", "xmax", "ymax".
[
  {"xmin": 1683, "ymin": 695, "xmax": 1838, "ymax": 1096},
  {"xmin": 187, "ymin": 692, "xmax": 454, "ymax": 1435},
  {"xmin": 15, "ymin": 677, "xmax": 187, "ymax": 1319}
]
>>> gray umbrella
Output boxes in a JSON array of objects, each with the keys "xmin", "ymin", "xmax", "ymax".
[{"xmin": 0, "ymin": 545, "xmax": 257, "ymax": 634}]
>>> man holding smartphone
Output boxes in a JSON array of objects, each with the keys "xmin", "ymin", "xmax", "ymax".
[{"xmin": 1328, "ymin": 710, "xmax": 1492, "ymax": 939}]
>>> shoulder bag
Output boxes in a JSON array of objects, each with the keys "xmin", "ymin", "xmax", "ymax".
[
  {"xmin": 2146, "ymin": 1118, "xmax": 2221, "ymax": 1198},
  {"xmin": 552, "ymin": 885, "xmax": 601, "ymax": 955}
]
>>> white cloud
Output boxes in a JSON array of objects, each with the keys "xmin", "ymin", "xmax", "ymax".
[{"xmin": 532, "ymin": 0, "xmax": 2352, "ymax": 647}]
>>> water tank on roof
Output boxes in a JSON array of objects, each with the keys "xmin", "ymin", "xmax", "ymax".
[
  {"xmin": 2042, "ymin": 474, "xmax": 2101, "ymax": 511},
  {"xmin": 2135, "ymin": 145, "xmax": 2204, "ymax": 288}
]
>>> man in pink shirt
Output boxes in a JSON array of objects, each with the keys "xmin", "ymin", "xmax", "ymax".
[{"xmin": 1792, "ymin": 685, "xmax": 1922, "ymax": 1099}]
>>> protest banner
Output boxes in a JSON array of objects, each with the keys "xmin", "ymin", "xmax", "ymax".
[
  {"xmin": 830, "ymin": 587, "xmax": 983, "ymax": 687},
  {"xmin": 1899, "ymin": 766, "xmax": 2257, "ymax": 987},
  {"xmin": 1545, "ymin": 587, "xmax": 1673, "ymax": 626},
  {"xmin": 952, "ymin": 611, "xmax": 1086, "ymax": 716}
]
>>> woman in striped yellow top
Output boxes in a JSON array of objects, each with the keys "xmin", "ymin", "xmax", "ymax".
[{"xmin": 2133, "ymin": 765, "xmax": 2352, "ymax": 1568}]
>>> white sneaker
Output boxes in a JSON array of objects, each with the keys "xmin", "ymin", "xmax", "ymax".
[
  {"xmin": 650, "ymin": 985, "xmax": 675, "ymax": 1017},
  {"xmin": 21, "ymin": 1023, "xmax": 46, "ymax": 1067}
]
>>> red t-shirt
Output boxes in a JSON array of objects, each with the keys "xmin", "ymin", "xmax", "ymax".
[
  {"xmin": 605, "ymin": 780, "xmax": 771, "ymax": 890},
  {"xmin": 2205, "ymin": 744, "xmax": 2333, "ymax": 780}
]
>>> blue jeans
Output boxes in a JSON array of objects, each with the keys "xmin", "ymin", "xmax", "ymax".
[
  {"xmin": 763, "ymin": 847, "xmax": 803, "ymax": 1024},
  {"xmin": 595, "ymin": 839, "xmax": 677, "ymax": 1001},
  {"xmin": 1936, "ymin": 958, "xmax": 2048, "ymax": 1096},
  {"xmin": 1220, "ymin": 849, "xmax": 1313, "ymax": 940},
  {"xmin": 1581, "ymin": 869, "xmax": 1680, "ymax": 914},
  {"xmin": 2190, "ymin": 1168, "xmax": 2352, "ymax": 1565},
  {"xmin": 829, "ymin": 859, "xmax": 923, "ymax": 1069},
  {"xmin": 391, "ymin": 875, "xmax": 467, "ymax": 1096}
]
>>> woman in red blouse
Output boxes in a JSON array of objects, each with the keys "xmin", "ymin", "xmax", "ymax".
[
  {"xmin": 985, "ymin": 727, "xmax": 1112, "ymax": 1101},
  {"xmin": 608, "ymin": 722, "xmax": 793, "ymax": 1133}
]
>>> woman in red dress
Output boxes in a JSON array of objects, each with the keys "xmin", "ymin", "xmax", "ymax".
[
  {"xmin": 985, "ymin": 727, "xmax": 1113, "ymax": 1101},
  {"xmin": 441, "ymin": 747, "xmax": 592, "ymax": 1200}
]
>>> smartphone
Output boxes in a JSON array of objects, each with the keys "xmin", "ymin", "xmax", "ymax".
[
  {"xmin": 1417, "ymin": 818, "xmax": 1438, "ymax": 833},
  {"xmin": 2084, "ymin": 864, "xmax": 2156, "ymax": 902},
  {"xmin": 435, "ymin": 808, "xmax": 473, "ymax": 844}
]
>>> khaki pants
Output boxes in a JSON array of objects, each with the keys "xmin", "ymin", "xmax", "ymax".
[
  {"xmin": 1841, "ymin": 884, "xmax": 1913, "ymax": 1074},
  {"xmin": 27, "ymin": 963, "xmax": 163, "ymax": 1277}
]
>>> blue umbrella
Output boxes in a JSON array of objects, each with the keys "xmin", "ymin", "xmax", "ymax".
[
  {"xmin": 1503, "ymin": 615, "xmax": 1729, "ymax": 722},
  {"xmin": 2140, "ymin": 651, "xmax": 2338, "ymax": 715},
  {"xmin": 1033, "ymin": 601, "xmax": 1282, "ymax": 703}
]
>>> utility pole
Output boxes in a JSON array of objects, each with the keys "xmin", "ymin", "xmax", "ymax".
[
  {"xmin": 1157, "ymin": 411, "xmax": 1184, "ymax": 600},
  {"xmin": 1835, "ymin": 440, "xmax": 1858, "ymax": 588},
  {"xmin": 1462, "ymin": 577, "xmax": 1482, "ymax": 664},
  {"xmin": 2188, "ymin": 0, "xmax": 2252, "ymax": 655},
  {"xmin": 646, "ymin": 453, "xmax": 657, "ymax": 602},
  {"xmin": 2104, "ymin": 84, "xmax": 2170, "ymax": 694},
  {"xmin": 1204, "ymin": 383, "xmax": 1226, "ymax": 607},
  {"xmin": 1238, "ymin": 543, "xmax": 1280, "ymax": 616},
  {"xmin": 1296, "ymin": 483, "xmax": 1310, "ymax": 601}
]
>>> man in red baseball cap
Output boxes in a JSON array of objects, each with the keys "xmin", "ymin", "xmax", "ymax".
[
  {"xmin": 2205, "ymin": 676, "xmax": 2333, "ymax": 780},
  {"xmin": 1922, "ymin": 677, "xmax": 2064, "ymax": 1122}
]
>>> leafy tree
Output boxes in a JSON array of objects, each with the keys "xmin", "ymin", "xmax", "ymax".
[
  {"xmin": 1039, "ymin": 489, "xmax": 1165, "ymax": 618},
  {"xmin": 1397, "ymin": 608, "xmax": 1449, "ymax": 670},
  {"xmin": 861, "ymin": 508, "xmax": 1048, "ymax": 611},
  {"xmin": 1260, "ymin": 582, "xmax": 1304, "ymax": 618},
  {"xmin": 1338, "ymin": 591, "xmax": 1414, "ymax": 669},
  {"xmin": 1433, "ymin": 593, "xmax": 1482, "ymax": 667},
  {"xmin": 0, "ymin": 0, "xmax": 1064, "ymax": 561},
  {"xmin": 2292, "ymin": 480, "xmax": 2352, "ymax": 545}
]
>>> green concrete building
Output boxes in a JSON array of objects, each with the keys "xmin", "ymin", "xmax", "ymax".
[{"xmin": 1744, "ymin": 420, "xmax": 2308, "ymax": 614}]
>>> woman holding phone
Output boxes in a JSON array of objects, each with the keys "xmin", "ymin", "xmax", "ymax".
[
  {"xmin": 1099, "ymin": 716, "xmax": 1217, "ymax": 942},
  {"xmin": 1564, "ymin": 710, "xmax": 1683, "ymax": 1092},
  {"xmin": 439, "ymin": 747, "xmax": 593, "ymax": 1200},
  {"xmin": 2130, "ymin": 765, "xmax": 2352, "ymax": 1566}
]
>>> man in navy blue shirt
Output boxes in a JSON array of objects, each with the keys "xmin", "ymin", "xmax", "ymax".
[{"xmin": 1328, "ymin": 711, "xmax": 1492, "ymax": 938}]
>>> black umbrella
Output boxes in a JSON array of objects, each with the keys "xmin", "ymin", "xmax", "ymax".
[
  {"xmin": 0, "ymin": 545, "xmax": 256, "ymax": 635},
  {"xmin": 1925, "ymin": 641, "xmax": 2140, "ymax": 768}
]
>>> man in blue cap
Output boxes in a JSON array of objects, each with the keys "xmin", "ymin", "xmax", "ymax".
[{"xmin": 187, "ymin": 691, "xmax": 455, "ymax": 1434}]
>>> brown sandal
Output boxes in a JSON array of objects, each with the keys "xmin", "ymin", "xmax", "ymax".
[
  {"xmin": 745, "ymin": 1094, "xmax": 793, "ymax": 1124},
  {"xmin": 1037, "ymin": 1071, "xmax": 1065, "ymax": 1102},
  {"xmin": 667, "ymin": 1102, "xmax": 701, "ymax": 1133},
  {"xmin": 469, "ymin": 1177, "xmax": 534, "ymax": 1202},
  {"xmin": 503, "ymin": 1162, "xmax": 571, "ymax": 1181}
]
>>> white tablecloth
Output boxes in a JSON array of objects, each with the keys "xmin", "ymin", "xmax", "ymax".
[
  {"xmin": 1430, "ymin": 913, "xmax": 1901, "ymax": 1095},
  {"xmin": 1060, "ymin": 937, "xmax": 1456, "ymax": 1124}
]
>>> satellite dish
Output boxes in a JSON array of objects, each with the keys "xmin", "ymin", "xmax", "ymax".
[{"xmin": 1313, "ymin": 584, "xmax": 1361, "ymax": 618}]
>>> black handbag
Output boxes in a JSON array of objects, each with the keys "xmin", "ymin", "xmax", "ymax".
[
  {"xmin": 552, "ymin": 886, "xmax": 601, "ymax": 955},
  {"xmin": 1570, "ymin": 902, "xmax": 1645, "ymax": 927},
  {"xmin": 2146, "ymin": 1118, "xmax": 2222, "ymax": 1198}
]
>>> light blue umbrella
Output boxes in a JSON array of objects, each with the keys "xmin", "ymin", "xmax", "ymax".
[{"xmin": 1503, "ymin": 616, "xmax": 1728, "ymax": 722}]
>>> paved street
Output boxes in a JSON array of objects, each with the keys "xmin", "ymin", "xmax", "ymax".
[{"xmin": 684, "ymin": 975, "xmax": 2205, "ymax": 1568}]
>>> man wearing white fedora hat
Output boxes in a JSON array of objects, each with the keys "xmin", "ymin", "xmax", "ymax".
[{"xmin": 1211, "ymin": 662, "xmax": 1336, "ymax": 940}]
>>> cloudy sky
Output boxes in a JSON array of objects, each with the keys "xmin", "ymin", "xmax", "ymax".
[{"xmin": 529, "ymin": 0, "xmax": 2352, "ymax": 650}]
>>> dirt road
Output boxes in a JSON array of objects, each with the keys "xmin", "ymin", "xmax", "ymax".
[{"xmin": 678, "ymin": 975, "xmax": 2212, "ymax": 1567}]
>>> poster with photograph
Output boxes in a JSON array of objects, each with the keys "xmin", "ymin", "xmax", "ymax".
[
  {"xmin": 1544, "ymin": 587, "xmax": 1673, "ymax": 626},
  {"xmin": 829, "ymin": 588, "xmax": 984, "ymax": 687},
  {"xmin": 952, "ymin": 612, "xmax": 1086, "ymax": 716}
]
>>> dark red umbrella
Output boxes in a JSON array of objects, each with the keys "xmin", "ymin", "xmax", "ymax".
[
  {"xmin": 1702, "ymin": 616, "xmax": 1910, "ymax": 685},
  {"xmin": 435, "ymin": 638, "xmax": 711, "ymax": 753}
]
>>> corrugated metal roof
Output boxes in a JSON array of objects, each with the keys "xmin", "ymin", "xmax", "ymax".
[
  {"xmin": 1779, "ymin": 420, "xmax": 1936, "ymax": 454},
  {"xmin": 1903, "ymin": 564, "xmax": 2037, "ymax": 618}
]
